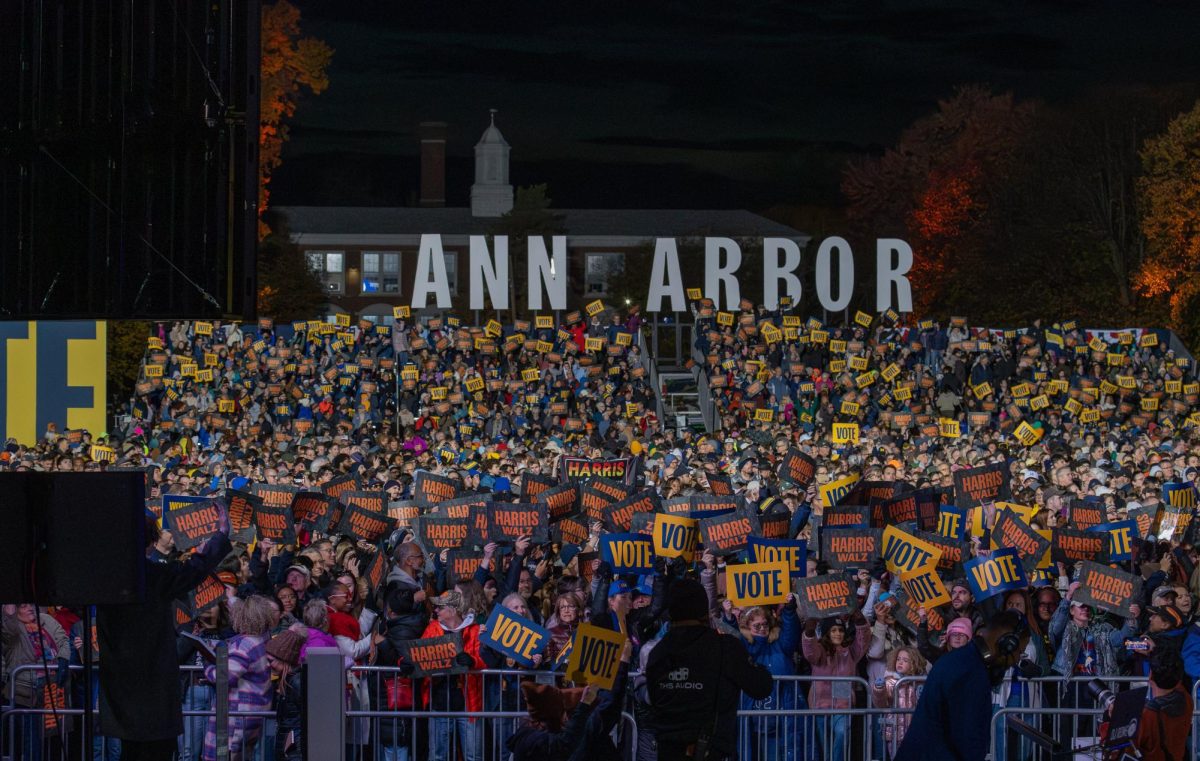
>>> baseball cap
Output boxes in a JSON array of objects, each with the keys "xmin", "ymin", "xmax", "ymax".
[
  {"xmin": 608, "ymin": 580, "xmax": 632, "ymax": 598},
  {"xmin": 1147, "ymin": 605, "xmax": 1184, "ymax": 629}
]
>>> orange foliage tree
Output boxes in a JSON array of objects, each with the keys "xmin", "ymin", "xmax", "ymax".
[
  {"xmin": 842, "ymin": 86, "xmax": 1033, "ymax": 315},
  {"xmin": 1136, "ymin": 99, "xmax": 1200, "ymax": 342},
  {"xmin": 259, "ymin": 1, "xmax": 333, "ymax": 239}
]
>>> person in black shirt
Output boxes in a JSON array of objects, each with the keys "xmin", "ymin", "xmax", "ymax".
[{"xmin": 646, "ymin": 579, "xmax": 772, "ymax": 761}]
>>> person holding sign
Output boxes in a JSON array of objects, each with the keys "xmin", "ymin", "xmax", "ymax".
[
  {"xmin": 801, "ymin": 609, "xmax": 870, "ymax": 761},
  {"xmin": 737, "ymin": 594, "xmax": 806, "ymax": 761},
  {"xmin": 418, "ymin": 591, "xmax": 487, "ymax": 761},
  {"xmin": 507, "ymin": 641, "xmax": 633, "ymax": 761},
  {"xmin": 646, "ymin": 579, "xmax": 773, "ymax": 761}
]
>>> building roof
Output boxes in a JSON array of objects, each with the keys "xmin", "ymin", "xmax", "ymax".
[{"xmin": 276, "ymin": 206, "xmax": 806, "ymax": 241}]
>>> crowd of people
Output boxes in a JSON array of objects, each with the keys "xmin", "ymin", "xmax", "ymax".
[{"xmin": 3, "ymin": 300, "xmax": 1200, "ymax": 761}]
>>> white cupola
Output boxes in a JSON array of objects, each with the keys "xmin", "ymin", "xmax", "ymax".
[{"xmin": 470, "ymin": 109, "xmax": 514, "ymax": 217}]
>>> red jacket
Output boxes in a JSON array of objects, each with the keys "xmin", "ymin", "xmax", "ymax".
[{"xmin": 418, "ymin": 618, "xmax": 486, "ymax": 718}]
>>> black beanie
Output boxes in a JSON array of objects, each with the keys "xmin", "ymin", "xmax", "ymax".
[{"xmin": 668, "ymin": 579, "xmax": 709, "ymax": 622}]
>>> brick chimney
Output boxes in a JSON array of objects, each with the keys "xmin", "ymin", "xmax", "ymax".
[{"xmin": 418, "ymin": 121, "xmax": 447, "ymax": 208}]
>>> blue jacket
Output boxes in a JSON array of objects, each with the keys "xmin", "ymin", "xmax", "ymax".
[
  {"xmin": 739, "ymin": 607, "xmax": 803, "ymax": 720},
  {"xmin": 894, "ymin": 640, "xmax": 991, "ymax": 761},
  {"xmin": 1182, "ymin": 622, "xmax": 1200, "ymax": 683}
]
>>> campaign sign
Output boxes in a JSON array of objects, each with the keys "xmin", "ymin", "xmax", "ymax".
[
  {"xmin": 1088, "ymin": 520, "xmax": 1138, "ymax": 563},
  {"xmin": 630, "ymin": 511, "xmax": 656, "ymax": 536},
  {"xmin": 881, "ymin": 525, "xmax": 943, "ymax": 575},
  {"xmin": 748, "ymin": 537, "xmax": 807, "ymax": 577},
  {"xmin": 726, "ymin": 561, "xmax": 790, "ymax": 607},
  {"xmin": 162, "ymin": 493, "xmax": 208, "ymax": 532},
  {"xmin": 362, "ymin": 550, "xmax": 387, "ymax": 595},
  {"xmin": 937, "ymin": 505, "xmax": 968, "ymax": 541},
  {"xmin": 397, "ymin": 632, "xmax": 466, "ymax": 677},
  {"xmin": 412, "ymin": 516, "xmax": 474, "ymax": 551},
  {"xmin": 964, "ymin": 547, "xmax": 1027, "ymax": 602},
  {"xmin": 794, "ymin": 575, "xmax": 855, "ymax": 620},
  {"xmin": 388, "ymin": 500, "xmax": 422, "ymax": 528},
  {"xmin": 698, "ymin": 511, "xmax": 756, "ymax": 556},
  {"xmin": 1068, "ymin": 500, "xmax": 1105, "ymax": 530},
  {"xmin": 291, "ymin": 491, "xmax": 339, "ymax": 533},
  {"xmin": 581, "ymin": 480, "xmax": 631, "ymax": 521},
  {"xmin": 170, "ymin": 499, "xmax": 225, "ymax": 551},
  {"xmin": 481, "ymin": 605, "xmax": 549, "ymax": 668},
  {"xmin": 255, "ymin": 500, "xmax": 298, "ymax": 545},
  {"xmin": 819, "ymin": 528, "xmax": 882, "ymax": 570},
  {"xmin": 954, "ymin": 462, "xmax": 1011, "ymax": 507},
  {"xmin": 555, "ymin": 514, "xmax": 590, "ymax": 547},
  {"xmin": 225, "ymin": 490, "xmax": 260, "ymax": 544},
  {"xmin": 343, "ymin": 490, "xmax": 387, "ymax": 516},
  {"xmin": 911, "ymin": 529, "xmax": 970, "ymax": 578},
  {"xmin": 899, "ymin": 564, "xmax": 951, "ymax": 609},
  {"xmin": 653, "ymin": 514, "xmax": 699, "ymax": 562},
  {"xmin": 521, "ymin": 472, "xmax": 558, "ymax": 501},
  {"xmin": 1075, "ymin": 561, "xmax": 1142, "ymax": 617},
  {"xmin": 1128, "ymin": 504, "xmax": 1161, "ymax": 541},
  {"xmin": 819, "ymin": 473, "xmax": 861, "ymax": 508},
  {"xmin": 600, "ymin": 534, "xmax": 655, "ymax": 575},
  {"xmin": 191, "ymin": 574, "xmax": 225, "ymax": 618},
  {"xmin": 1163, "ymin": 481, "xmax": 1197, "ymax": 509},
  {"xmin": 560, "ymin": 456, "xmax": 634, "ymax": 484},
  {"xmin": 414, "ymin": 472, "xmax": 459, "ymax": 505},
  {"xmin": 335, "ymin": 502, "xmax": 392, "ymax": 544},
  {"xmin": 892, "ymin": 588, "xmax": 949, "ymax": 639},
  {"xmin": 991, "ymin": 511, "xmax": 1051, "ymax": 573},
  {"xmin": 883, "ymin": 493, "xmax": 918, "ymax": 525},
  {"xmin": 777, "ymin": 449, "xmax": 817, "ymax": 488},
  {"xmin": 537, "ymin": 483, "xmax": 579, "ymax": 523},
  {"xmin": 447, "ymin": 549, "xmax": 486, "ymax": 585},
  {"xmin": 688, "ymin": 495, "xmax": 740, "ymax": 518},
  {"xmin": 254, "ymin": 484, "xmax": 298, "ymax": 511},
  {"xmin": 320, "ymin": 474, "xmax": 360, "ymax": 502},
  {"xmin": 707, "ymin": 473, "xmax": 735, "ymax": 496},
  {"xmin": 758, "ymin": 511, "xmax": 790, "ymax": 540},
  {"xmin": 914, "ymin": 488, "xmax": 944, "ymax": 532},
  {"xmin": 488, "ymin": 503, "xmax": 549, "ymax": 544},
  {"xmin": 565, "ymin": 623, "xmax": 626, "ymax": 690},
  {"xmin": 604, "ymin": 489, "xmax": 661, "ymax": 534},
  {"xmin": 1051, "ymin": 527, "xmax": 1108, "ymax": 565},
  {"xmin": 844, "ymin": 480, "xmax": 902, "ymax": 507},
  {"xmin": 824, "ymin": 505, "xmax": 871, "ymax": 529}
]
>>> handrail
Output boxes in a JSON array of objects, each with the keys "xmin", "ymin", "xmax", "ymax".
[{"xmin": 635, "ymin": 329, "xmax": 666, "ymax": 421}]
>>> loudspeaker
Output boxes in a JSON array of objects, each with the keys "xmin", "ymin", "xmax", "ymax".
[{"xmin": 0, "ymin": 472, "xmax": 146, "ymax": 605}]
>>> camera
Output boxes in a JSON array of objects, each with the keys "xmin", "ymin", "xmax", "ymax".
[{"xmin": 1085, "ymin": 678, "xmax": 1117, "ymax": 711}]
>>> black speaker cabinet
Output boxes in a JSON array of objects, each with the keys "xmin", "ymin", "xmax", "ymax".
[{"xmin": 0, "ymin": 472, "xmax": 146, "ymax": 605}]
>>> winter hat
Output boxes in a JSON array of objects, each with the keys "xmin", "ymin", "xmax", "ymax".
[
  {"xmin": 1147, "ymin": 605, "xmax": 1184, "ymax": 629},
  {"xmin": 667, "ymin": 579, "xmax": 709, "ymax": 622},
  {"xmin": 265, "ymin": 630, "xmax": 304, "ymax": 667},
  {"xmin": 946, "ymin": 618, "xmax": 974, "ymax": 639}
]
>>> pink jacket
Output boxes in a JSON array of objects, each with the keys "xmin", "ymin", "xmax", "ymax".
[
  {"xmin": 871, "ymin": 672, "xmax": 921, "ymax": 745},
  {"xmin": 800, "ymin": 622, "xmax": 869, "ymax": 709}
]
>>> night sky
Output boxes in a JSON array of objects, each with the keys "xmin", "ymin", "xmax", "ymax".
[{"xmin": 272, "ymin": 0, "xmax": 1200, "ymax": 214}]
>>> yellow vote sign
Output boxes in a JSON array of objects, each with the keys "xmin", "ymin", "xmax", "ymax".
[
  {"xmin": 653, "ymin": 514, "xmax": 699, "ymax": 562},
  {"xmin": 832, "ymin": 422, "xmax": 860, "ymax": 444},
  {"xmin": 819, "ymin": 473, "xmax": 861, "ymax": 508},
  {"xmin": 881, "ymin": 525, "xmax": 943, "ymax": 575},
  {"xmin": 899, "ymin": 564, "xmax": 951, "ymax": 609},
  {"xmin": 565, "ymin": 623, "xmax": 626, "ymax": 690},
  {"xmin": 726, "ymin": 561, "xmax": 791, "ymax": 608}
]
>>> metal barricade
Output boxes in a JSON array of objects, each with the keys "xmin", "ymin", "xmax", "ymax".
[
  {"xmin": 2, "ymin": 662, "xmax": 274, "ymax": 761},
  {"xmin": 991, "ymin": 706, "xmax": 1107, "ymax": 761}
]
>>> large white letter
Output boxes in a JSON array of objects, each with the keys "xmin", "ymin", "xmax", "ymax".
[
  {"xmin": 527, "ymin": 236, "xmax": 567, "ymax": 311},
  {"xmin": 876, "ymin": 238, "xmax": 913, "ymax": 312},
  {"xmin": 468, "ymin": 235, "xmax": 509, "ymax": 310},
  {"xmin": 704, "ymin": 237, "xmax": 742, "ymax": 311},
  {"xmin": 762, "ymin": 238, "xmax": 802, "ymax": 310},
  {"xmin": 646, "ymin": 238, "xmax": 686, "ymax": 312},
  {"xmin": 411, "ymin": 234, "xmax": 452, "ymax": 309},
  {"xmin": 815, "ymin": 236, "xmax": 854, "ymax": 312}
]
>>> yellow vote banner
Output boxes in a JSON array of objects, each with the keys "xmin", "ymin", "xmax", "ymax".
[
  {"xmin": 881, "ymin": 525, "xmax": 943, "ymax": 575},
  {"xmin": 725, "ymin": 561, "xmax": 791, "ymax": 608},
  {"xmin": 0, "ymin": 321, "xmax": 107, "ymax": 445},
  {"xmin": 899, "ymin": 563, "xmax": 951, "ymax": 609},
  {"xmin": 565, "ymin": 623, "xmax": 626, "ymax": 690},
  {"xmin": 653, "ymin": 514, "xmax": 699, "ymax": 562}
]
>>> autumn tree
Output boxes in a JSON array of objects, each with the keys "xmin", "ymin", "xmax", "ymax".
[
  {"xmin": 841, "ymin": 86, "xmax": 1034, "ymax": 316},
  {"xmin": 259, "ymin": 1, "xmax": 333, "ymax": 239},
  {"xmin": 1136, "ymin": 99, "xmax": 1200, "ymax": 342}
]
